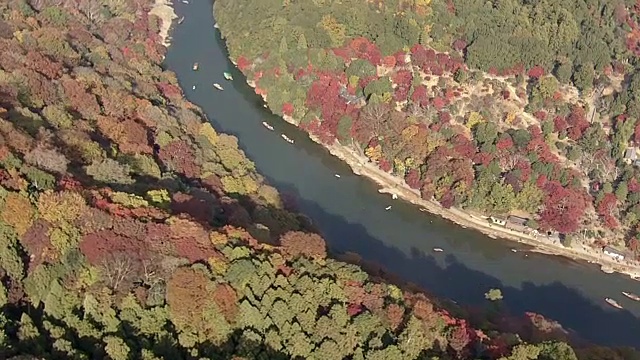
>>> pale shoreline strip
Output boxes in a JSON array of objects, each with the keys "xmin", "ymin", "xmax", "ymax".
[
  {"xmin": 150, "ymin": 0, "xmax": 178, "ymax": 49},
  {"xmin": 238, "ymin": 71, "xmax": 640, "ymax": 280}
]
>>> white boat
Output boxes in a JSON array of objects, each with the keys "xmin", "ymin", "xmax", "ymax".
[
  {"xmin": 433, "ymin": 247, "xmax": 444, "ymax": 252},
  {"xmin": 511, "ymin": 249, "xmax": 517, "ymax": 253},
  {"xmin": 605, "ymin": 297, "xmax": 623, "ymax": 309},
  {"xmin": 214, "ymin": 23, "xmax": 219, "ymax": 29},
  {"xmin": 601, "ymin": 265, "xmax": 615, "ymax": 274},
  {"xmin": 335, "ymin": 174, "xmax": 341, "ymax": 178},
  {"xmin": 622, "ymin": 291, "xmax": 640, "ymax": 301},
  {"xmin": 213, "ymin": 83, "xmax": 224, "ymax": 91},
  {"xmin": 262, "ymin": 121, "xmax": 274, "ymax": 131},
  {"xmin": 192, "ymin": 62, "xmax": 198, "ymax": 71},
  {"xmin": 178, "ymin": 16, "xmax": 185, "ymax": 25},
  {"xmin": 391, "ymin": 193, "xmax": 398, "ymax": 200},
  {"xmin": 181, "ymin": 0, "xmax": 189, "ymax": 3},
  {"xmin": 223, "ymin": 72, "xmax": 233, "ymax": 81},
  {"xmin": 192, "ymin": 85, "xmax": 196, "ymax": 90},
  {"xmin": 419, "ymin": 208, "xmax": 427, "ymax": 212},
  {"xmin": 281, "ymin": 134, "xmax": 294, "ymax": 144},
  {"xmin": 385, "ymin": 206, "xmax": 392, "ymax": 210}
]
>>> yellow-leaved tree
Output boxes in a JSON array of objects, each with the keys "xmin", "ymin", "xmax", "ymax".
[
  {"xmin": 365, "ymin": 144, "xmax": 383, "ymax": 162},
  {"xmin": 465, "ymin": 111, "xmax": 485, "ymax": 129}
]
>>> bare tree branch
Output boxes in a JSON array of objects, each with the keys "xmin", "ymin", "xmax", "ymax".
[{"xmin": 101, "ymin": 253, "xmax": 139, "ymax": 292}]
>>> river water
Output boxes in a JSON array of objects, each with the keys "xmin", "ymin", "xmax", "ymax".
[{"xmin": 164, "ymin": 0, "xmax": 640, "ymax": 347}]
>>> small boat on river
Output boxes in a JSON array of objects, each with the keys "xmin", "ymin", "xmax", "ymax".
[
  {"xmin": 191, "ymin": 85, "xmax": 196, "ymax": 90},
  {"xmin": 214, "ymin": 23, "xmax": 219, "ymax": 29},
  {"xmin": 192, "ymin": 62, "xmax": 199, "ymax": 71},
  {"xmin": 385, "ymin": 206, "xmax": 392, "ymax": 211},
  {"xmin": 391, "ymin": 193, "xmax": 398, "ymax": 200},
  {"xmin": 213, "ymin": 83, "xmax": 224, "ymax": 91},
  {"xmin": 605, "ymin": 297, "xmax": 623, "ymax": 309},
  {"xmin": 178, "ymin": 16, "xmax": 185, "ymax": 25},
  {"xmin": 281, "ymin": 134, "xmax": 294, "ymax": 144},
  {"xmin": 601, "ymin": 265, "xmax": 615, "ymax": 274},
  {"xmin": 433, "ymin": 247, "xmax": 444, "ymax": 252},
  {"xmin": 262, "ymin": 121, "xmax": 274, "ymax": 131},
  {"xmin": 181, "ymin": 0, "xmax": 189, "ymax": 3},
  {"xmin": 511, "ymin": 249, "xmax": 517, "ymax": 253},
  {"xmin": 335, "ymin": 174, "xmax": 341, "ymax": 178},
  {"xmin": 622, "ymin": 291, "xmax": 640, "ymax": 301},
  {"xmin": 223, "ymin": 72, "xmax": 233, "ymax": 81}
]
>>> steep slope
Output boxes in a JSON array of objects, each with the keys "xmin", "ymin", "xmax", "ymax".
[
  {"xmin": 0, "ymin": 0, "xmax": 635, "ymax": 359},
  {"xmin": 214, "ymin": 0, "xmax": 640, "ymax": 270}
]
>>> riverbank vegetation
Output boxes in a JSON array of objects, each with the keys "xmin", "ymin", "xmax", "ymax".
[
  {"xmin": 0, "ymin": 0, "xmax": 627, "ymax": 358},
  {"xmin": 215, "ymin": 0, "xmax": 640, "ymax": 259}
]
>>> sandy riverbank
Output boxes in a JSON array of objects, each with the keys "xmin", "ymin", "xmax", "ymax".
[
  {"xmin": 150, "ymin": 0, "xmax": 177, "ymax": 48},
  {"xmin": 240, "ymin": 76, "xmax": 640, "ymax": 280},
  {"xmin": 322, "ymin": 142, "xmax": 640, "ymax": 278}
]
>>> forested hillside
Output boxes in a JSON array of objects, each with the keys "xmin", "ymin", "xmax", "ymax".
[
  {"xmin": 0, "ymin": 0, "xmax": 627, "ymax": 359},
  {"xmin": 215, "ymin": 0, "xmax": 640, "ymax": 257}
]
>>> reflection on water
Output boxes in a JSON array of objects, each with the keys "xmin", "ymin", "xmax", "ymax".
[{"xmin": 164, "ymin": 0, "xmax": 640, "ymax": 347}]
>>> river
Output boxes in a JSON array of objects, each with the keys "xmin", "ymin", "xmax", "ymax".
[{"xmin": 164, "ymin": 0, "xmax": 640, "ymax": 347}]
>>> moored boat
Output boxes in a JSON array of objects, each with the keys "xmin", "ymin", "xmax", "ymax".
[
  {"xmin": 601, "ymin": 265, "xmax": 614, "ymax": 274},
  {"xmin": 622, "ymin": 291, "xmax": 640, "ymax": 301},
  {"xmin": 433, "ymin": 247, "xmax": 444, "ymax": 252},
  {"xmin": 605, "ymin": 297, "xmax": 623, "ymax": 309},
  {"xmin": 214, "ymin": 23, "xmax": 219, "ymax": 29},
  {"xmin": 223, "ymin": 72, "xmax": 233, "ymax": 81},
  {"xmin": 178, "ymin": 16, "xmax": 185, "ymax": 25},
  {"xmin": 385, "ymin": 206, "xmax": 392, "ymax": 210},
  {"xmin": 262, "ymin": 121, "xmax": 274, "ymax": 131},
  {"xmin": 281, "ymin": 134, "xmax": 294, "ymax": 144},
  {"xmin": 213, "ymin": 83, "xmax": 224, "ymax": 91},
  {"xmin": 192, "ymin": 62, "xmax": 199, "ymax": 71}
]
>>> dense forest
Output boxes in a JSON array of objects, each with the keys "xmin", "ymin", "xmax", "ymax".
[
  {"xmin": 215, "ymin": 0, "xmax": 640, "ymax": 257},
  {"xmin": 1, "ymin": 0, "xmax": 632, "ymax": 359}
]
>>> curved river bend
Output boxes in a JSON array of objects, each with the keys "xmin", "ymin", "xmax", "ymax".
[{"xmin": 164, "ymin": 0, "xmax": 640, "ymax": 347}]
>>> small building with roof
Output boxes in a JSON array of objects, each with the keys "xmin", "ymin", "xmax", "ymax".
[
  {"xmin": 624, "ymin": 148, "xmax": 637, "ymax": 164},
  {"xmin": 506, "ymin": 215, "xmax": 529, "ymax": 232},
  {"xmin": 603, "ymin": 246, "xmax": 625, "ymax": 261}
]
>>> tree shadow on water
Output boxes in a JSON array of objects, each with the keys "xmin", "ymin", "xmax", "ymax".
[
  {"xmin": 264, "ymin": 180, "xmax": 640, "ymax": 349},
  {"xmin": 176, "ymin": 18, "xmax": 640, "ymax": 349}
]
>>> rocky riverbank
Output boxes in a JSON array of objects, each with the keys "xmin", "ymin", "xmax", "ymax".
[{"xmin": 150, "ymin": 0, "xmax": 177, "ymax": 48}]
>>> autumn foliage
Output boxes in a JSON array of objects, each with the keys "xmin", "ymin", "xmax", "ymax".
[{"xmin": 279, "ymin": 231, "xmax": 327, "ymax": 259}]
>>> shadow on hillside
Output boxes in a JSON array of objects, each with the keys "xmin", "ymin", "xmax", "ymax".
[
  {"xmin": 257, "ymin": 180, "xmax": 640, "ymax": 349},
  {"xmin": 70, "ymin": 167, "xmax": 315, "ymax": 242},
  {"xmin": 1, "ymin": 313, "xmax": 295, "ymax": 360},
  {"xmin": 165, "ymin": 1, "xmax": 640, "ymax": 349}
]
